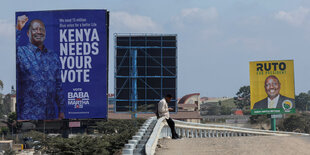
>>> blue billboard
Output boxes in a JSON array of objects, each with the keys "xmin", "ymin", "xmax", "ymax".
[{"xmin": 16, "ymin": 10, "xmax": 108, "ymax": 120}]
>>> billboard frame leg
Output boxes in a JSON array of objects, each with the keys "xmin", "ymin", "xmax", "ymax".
[{"xmin": 271, "ymin": 118, "xmax": 276, "ymax": 131}]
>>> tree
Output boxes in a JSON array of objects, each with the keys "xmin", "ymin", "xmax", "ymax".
[
  {"xmin": 7, "ymin": 112, "xmax": 21, "ymax": 134},
  {"xmin": 3, "ymin": 94, "xmax": 12, "ymax": 115},
  {"xmin": 207, "ymin": 105, "xmax": 220, "ymax": 115},
  {"xmin": 249, "ymin": 115, "xmax": 269, "ymax": 129},
  {"xmin": 44, "ymin": 135, "xmax": 110, "ymax": 154},
  {"xmin": 0, "ymin": 80, "xmax": 3, "ymax": 106},
  {"xmin": 234, "ymin": 85, "xmax": 250, "ymax": 110},
  {"xmin": 22, "ymin": 119, "xmax": 146, "ymax": 154},
  {"xmin": 220, "ymin": 106, "xmax": 231, "ymax": 115},
  {"xmin": 218, "ymin": 100, "xmax": 222, "ymax": 106},
  {"xmin": 95, "ymin": 119, "xmax": 145, "ymax": 153},
  {"xmin": 295, "ymin": 93, "xmax": 310, "ymax": 111},
  {"xmin": 281, "ymin": 115, "xmax": 306, "ymax": 132},
  {"xmin": 0, "ymin": 80, "xmax": 3, "ymax": 91}
]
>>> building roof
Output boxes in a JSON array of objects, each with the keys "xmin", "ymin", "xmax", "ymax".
[
  {"xmin": 108, "ymin": 112, "xmax": 153, "ymax": 119},
  {"xmin": 108, "ymin": 110, "xmax": 201, "ymax": 120},
  {"xmin": 170, "ymin": 111, "xmax": 201, "ymax": 119},
  {"xmin": 178, "ymin": 93, "xmax": 200, "ymax": 104},
  {"xmin": 234, "ymin": 110, "xmax": 244, "ymax": 115},
  {"xmin": 178, "ymin": 104, "xmax": 197, "ymax": 108},
  {"xmin": 204, "ymin": 97, "xmax": 231, "ymax": 103}
]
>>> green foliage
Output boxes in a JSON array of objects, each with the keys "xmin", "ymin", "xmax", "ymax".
[
  {"xmin": 23, "ymin": 130, "xmax": 46, "ymax": 142},
  {"xmin": 201, "ymin": 98, "xmax": 235, "ymax": 116},
  {"xmin": 7, "ymin": 112, "xmax": 22, "ymax": 133},
  {"xmin": 8, "ymin": 112, "xmax": 16, "ymax": 125},
  {"xmin": 96, "ymin": 119, "xmax": 145, "ymax": 134},
  {"xmin": 282, "ymin": 115, "xmax": 305, "ymax": 132},
  {"xmin": 249, "ymin": 115, "xmax": 268, "ymax": 124},
  {"xmin": 220, "ymin": 106, "xmax": 231, "ymax": 115},
  {"xmin": 219, "ymin": 98, "xmax": 236, "ymax": 108},
  {"xmin": 95, "ymin": 119, "xmax": 145, "ymax": 153},
  {"xmin": 295, "ymin": 93, "xmax": 310, "ymax": 111},
  {"xmin": 218, "ymin": 100, "xmax": 222, "ymax": 106},
  {"xmin": 3, "ymin": 94, "xmax": 12, "ymax": 115},
  {"xmin": 44, "ymin": 136, "xmax": 110, "ymax": 155},
  {"xmin": 278, "ymin": 113, "xmax": 310, "ymax": 133},
  {"xmin": 249, "ymin": 115, "xmax": 269, "ymax": 130},
  {"xmin": 0, "ymin": 80, "xmax": 3, "ymax": 91},
  {"xmin": 0, "ymin": 127, "xmax": 9, "ymax": 135},
  {"xmin": 234, "ymin": 85, "xmax": 250, "ymax": 110},
  {"xmin": 207, "ymin": 105, "xmax": 220, "ymax": 115},
  {"xmin": 22, "ymin": 119, "xmax": 145, "ymax": 154}
]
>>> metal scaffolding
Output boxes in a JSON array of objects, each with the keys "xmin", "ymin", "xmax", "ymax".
[{"xmin": 114, "ymin": 33, "xmax": 177, "ymax": 117}]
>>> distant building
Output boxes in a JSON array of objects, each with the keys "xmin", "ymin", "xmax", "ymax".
[
  {"xmin": 178, "ymin": 93, "xmax": 201, "ymax": 110},
  {"xmin": 108, "ymin": 93, "xmax": 202, "ymax": 123},
  {"xmin": 10, "ymin": 94, "xmax": 16, "ymax": 112},
  {"xmin": 175, "ymin": 93, "xmax": 202, "ymax": 123},
  {"xmin": 203, "ymin": 96, "xmax": 231, "ymax": 104},
  {"xmin": 108, "ymin": 94, "xmax": 115, "ymax": 113},
  {"xmin": 234, "ymin": 110, "xmax": 243, "ymax": 115},
  {"xmin": 200, "ymin": 97, "xmax": 208, "ymax": 103}
]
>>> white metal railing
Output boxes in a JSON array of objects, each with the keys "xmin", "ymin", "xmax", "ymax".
[{"xmin": 145, "ymin": 117, "xmax": 310, "ymax": 155}]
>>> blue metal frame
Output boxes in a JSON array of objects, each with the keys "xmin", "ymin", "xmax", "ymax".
[
  {"xmin": 114, "ymin": 33, "xmax": 177, "ymax": 114},
  {"xmin": 130, "ymin": 49, "xmax": 138, "ymax": 118}
]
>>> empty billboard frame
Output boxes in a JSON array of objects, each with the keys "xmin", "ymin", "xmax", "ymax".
[{"xmin": 115, "ymin": 33, "xmax": 177, "ymax": 113}]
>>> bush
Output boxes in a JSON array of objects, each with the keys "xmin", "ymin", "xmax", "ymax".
[
  {"xmin": 45, "ymin": 136, "xmax": 110, "ymax": 155},
  {"xmin": 95, "ymin": 119, "xmax": 145, "ymax": 153},
  {"xmin": 22, "ymin": 119, "xmax": 146, "ymax": 154},
  {"xmin": 220, "ymin": 106, "xmax": 231, "ymax": 115},
  {"xmin": 207, "ymin": 106, "xmax": 220, "ymax": 115},
  {"xmin": 278, "ymin": 113, "xmax": 310, "ymax": 133},
  {"xmin": 249, "ymin": 115, "xmax": 269, "ymax": 124}
]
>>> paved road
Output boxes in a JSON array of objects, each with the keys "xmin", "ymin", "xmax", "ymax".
[{"xmin": 156, "ymin": 136, "xmax": 310, "ymax": 155}]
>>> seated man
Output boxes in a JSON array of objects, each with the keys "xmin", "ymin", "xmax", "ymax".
[{"xmin": 157, "ymin": 94, "xmax": 180, "ymax": 139}]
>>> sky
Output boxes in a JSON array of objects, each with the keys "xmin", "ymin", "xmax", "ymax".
[{"xmin": 1, "ymin": 0, "xmax": 310, "ymax": 98}]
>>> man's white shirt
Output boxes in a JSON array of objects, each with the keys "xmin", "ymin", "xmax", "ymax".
[
  {"xmin": 158, "ymin": 98, "xmax": 169, "ymax": 119},
  {"xmin": 268, "ymin": 95, "xmax": 280, "ymax": 108}
]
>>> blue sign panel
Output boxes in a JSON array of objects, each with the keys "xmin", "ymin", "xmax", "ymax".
[{"xmin": 16, "ymin": 10, "xmax": 108, "ymax": 120}]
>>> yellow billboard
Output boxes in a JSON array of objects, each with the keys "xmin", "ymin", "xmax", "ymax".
[{"xmin": 250, "ymin": 60, "xmax": 295, "ymax": 115}]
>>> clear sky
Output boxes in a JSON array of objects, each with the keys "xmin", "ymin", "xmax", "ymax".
[{"xmin": 1, "ymin": 0, "xmax": 310, "ymax": 98}]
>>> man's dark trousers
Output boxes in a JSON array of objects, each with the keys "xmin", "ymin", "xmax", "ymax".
[{"xmin": 166, "ymin": 118, "xmax": 179, "ymax": 139}]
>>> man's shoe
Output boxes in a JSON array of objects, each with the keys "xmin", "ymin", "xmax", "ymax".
[{"xmin": 172, "ymin": 137, "xmax": 182, "ymax": 140}]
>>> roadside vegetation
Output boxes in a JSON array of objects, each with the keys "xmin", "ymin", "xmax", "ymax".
[{"xmin": 22, "ymin": 119, "xmax": 145, "ymax": 155}]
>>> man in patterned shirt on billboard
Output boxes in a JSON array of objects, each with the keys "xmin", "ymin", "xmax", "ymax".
[{"xmin": 16, "ymin": 15, "xmax": 65, "ymax": 120}]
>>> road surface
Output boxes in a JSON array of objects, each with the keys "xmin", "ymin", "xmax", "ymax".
[{"xmin": 156, "ymin": 136, "xmax": 310, "ymax": 155}]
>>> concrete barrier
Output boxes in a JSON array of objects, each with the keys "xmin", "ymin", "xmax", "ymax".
[{"xmin": 122, "ymin": 117, "xmax": 157, "ymax": 155}]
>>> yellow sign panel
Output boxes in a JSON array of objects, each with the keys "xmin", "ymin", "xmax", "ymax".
[{"xmin": 249, "ymin": 60, "xmax": 295, "ymax": 115}]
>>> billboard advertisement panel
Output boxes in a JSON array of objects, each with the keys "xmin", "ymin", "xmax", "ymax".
[
  {"xmin": 16, "ymin": 10, "xmax": 108, "ymax": 120},
  {"xmin": 250, "ymin": 60, "xmax": 295, "ymax": 115}
]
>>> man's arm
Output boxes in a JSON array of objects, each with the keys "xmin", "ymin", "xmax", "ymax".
[{"xmin": 16, "ymin": 15, "xmax": 28, "ymax": 45}]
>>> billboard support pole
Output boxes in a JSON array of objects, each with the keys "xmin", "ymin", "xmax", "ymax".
[
  {"xmin": 130, "ymin": 49, "xmax": 138, "ymax": 119},
  {"xmin": 271, "ymin": 118, "xmax": 276, "ymax": 131}
]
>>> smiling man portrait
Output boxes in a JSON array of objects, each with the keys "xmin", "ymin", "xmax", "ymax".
[{"xmin": 253, "ymin": 75, "xmax": 295, "ymax": 109}]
